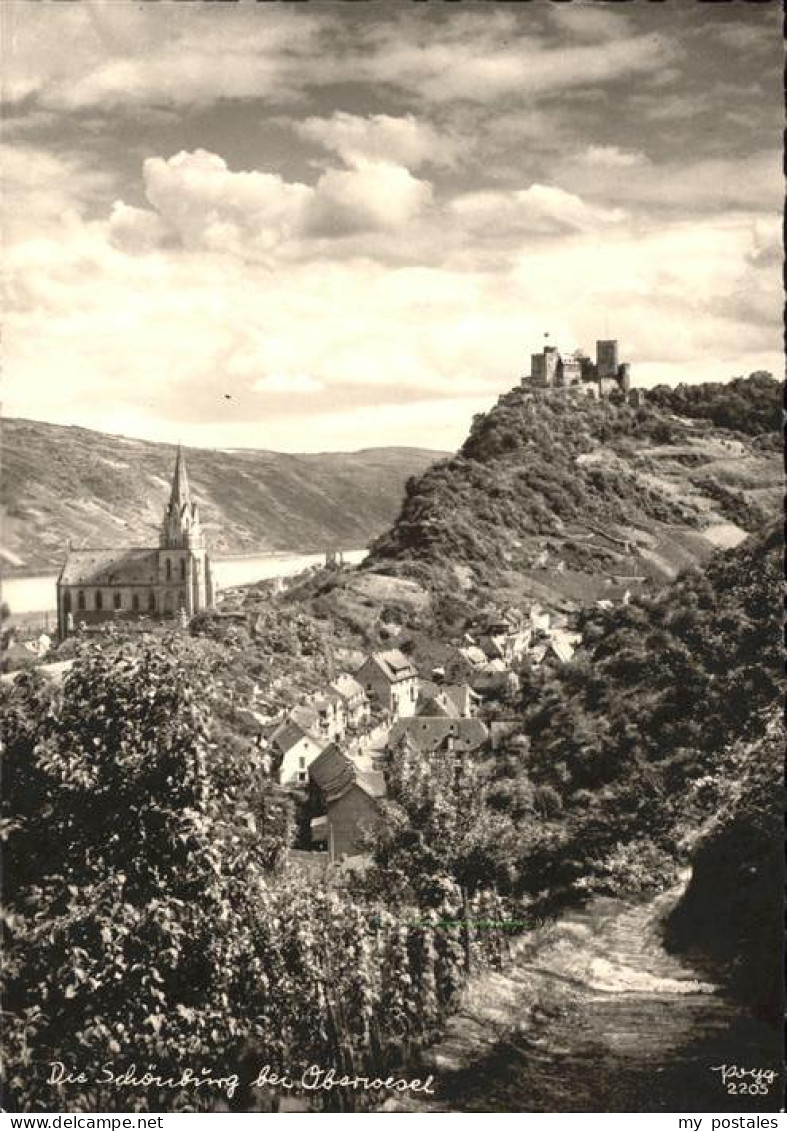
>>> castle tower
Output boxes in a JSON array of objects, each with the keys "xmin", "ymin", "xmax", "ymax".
[
  {"xmin": 159, "ymin": 447, "xmax": 212, "ymax": 615},
  {"xmin": 596, "ymin": 340, "xmax": 619, "ymax": 380}
]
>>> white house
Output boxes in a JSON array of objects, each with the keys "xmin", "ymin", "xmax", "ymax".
[
  {"xmin": 330, "ymin": 673, "xmax": 370, "ymax": 730},
  {"xmin": 356, "ymin": 649, "xmax": 419, "ymax": 718},
  {"xmin": 270, "ymin": 720, "xmax": 326, "ymax": 788}
]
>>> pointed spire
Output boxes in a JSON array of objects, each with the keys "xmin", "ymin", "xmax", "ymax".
[
  {"xmin": 168, "ymin": 444, "xmax": 192, "ymax": 512},
  {"xmin": 161, "ymin": 443, "xmax": 204, "ymax": 550}
]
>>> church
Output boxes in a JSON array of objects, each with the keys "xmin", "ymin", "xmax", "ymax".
[{"xmin": 56, "ymin": 447, "xmax": 214, "ymax": 640}]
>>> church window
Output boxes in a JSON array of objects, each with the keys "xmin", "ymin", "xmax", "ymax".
[
  {"xmin": 63, "ymin": 592, "xmax": 72, "ymax": 613},
  {"xmin": 178, "ymin": 590, "xmax": 186, "ymax": 608},
  {"xmin": 148, "ymin": 592, "xmax": 156, "ymax": 612},
  {"xmin": 132, "ymin": 594, "xmax": 140, "ymax": 612},
  {"xmin": 113, "ymin": 592, "xmax": 122, "ymax": 610},
  {"xmin": 180, "ymin": 559, "xmax": 186, "ymax": 581},
  {"xmin": 77, "ymin": 590, "xmax": 86, "ymax": 611},
  {"xmin": 166, "ymin": 559, "xmax": 172, "ymax": 581},
  {"xmin": 95, "ymin": 591, "xmax": 103, "ymax": 611}
]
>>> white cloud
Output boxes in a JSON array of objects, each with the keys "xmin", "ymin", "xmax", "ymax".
[
  {"xmin": 547, "ymin": 149, "xmax": 783, "ymax": 223},
  {"xmin": 355, "ymin": 14, "xmax": 675, "ymax": 105},
  {"xmin": 297, "ymin": 112, "xmax": 458, "ymax": 170},
  {"xmin": 306, "ymin": 160, "xmax": 433, "ymax": 237},
  {"xmin": 4, "ymin": 4, "xmax": 677, "ymax": 115},
  {"xmin": 108, "ymin": 149, "xmax": 434, "ymax": 257},
  {"xmin": 451, "ymin": 184, "xmax": 626, "ymax": 235},
  {"xmin": 4, "ymin": 3, "xmax": 327, "ymax": 111},
  {"xmin": 6, "ymin": 187, "xmax": 781, "ymax": 452},
  {"xmin": 141, "ymin": 149, "xmax": 311, "ymax": 255},
  {"xmin": 109, "ymin": 201, "xmax": 170, "ymax": 253},
  {"xmin": 1, "ymin": 143, "xmax": 116, "ymax": 241}
]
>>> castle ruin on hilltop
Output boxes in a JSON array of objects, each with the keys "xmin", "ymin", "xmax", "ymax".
[{"xmin": 524, "ymin": 338, "xmax": 631, "ymax": 398}]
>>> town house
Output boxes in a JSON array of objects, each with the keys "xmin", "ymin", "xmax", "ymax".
[{"xmin": 356, "ymin": 649, "xmax": 419, "ymax": 717}]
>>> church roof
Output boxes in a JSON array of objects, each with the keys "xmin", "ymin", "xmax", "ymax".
[{"xmin": 59, "ymin": 548, "xmax": 161, "ymax": 587}]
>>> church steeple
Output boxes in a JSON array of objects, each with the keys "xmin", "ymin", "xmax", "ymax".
[
  {"xmin": 168, "ymin": 444, "xmax": 191, "ymax": 512},
  {"xmin": 160, "ymin": 445, "xmax": 204, "ymax": 549}
]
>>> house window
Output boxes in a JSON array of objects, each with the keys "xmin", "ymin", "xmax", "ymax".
[
  {"xmin": 180, "ymin": 559, "xmax": 186, "ymax": 581},
  {"xmin": 148, "ymin": 592, "xmax": 156, "ymax": 612},
  {"xmin": 298, "ymin": 771, "xmax": 307, "ymax": 784},
  {"xmin": 113, "ymin": 592, "xmax": 122, "ymax": 610},
  {"xmin": 77, "ymin": 590, "xmax": 86, "ymax": 611},
  {"xmin": 95, "ymin": 591, "xmax": 103, "ymax": 611},
  {"xmin": 132, "ymin": 594, "xmax": 140, "ymax": 612},
  {"xmin": 166, "ymin": 559, "xmax": 172, "ymax": 581}
]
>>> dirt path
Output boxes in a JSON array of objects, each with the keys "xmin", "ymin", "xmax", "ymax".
[{"xmin": 387, "ymin": 886, "xmax": 782, "ymax": 1112}]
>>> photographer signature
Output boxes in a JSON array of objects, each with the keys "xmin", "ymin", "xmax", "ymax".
[{"xmin": 711, "ymin": 1064, "xmax": 778, "ymax": 1095}]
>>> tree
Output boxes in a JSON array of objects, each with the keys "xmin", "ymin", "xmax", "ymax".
[
  {"xmin": 4, "ymin": 638, "xmax": 490, "ymax": 1113},
  {"xmin": 1, "ymin": 637, "xmax": 285, "ymax": 1111},
  {"xmin": 368, "ymin": 738, "xmax": 518, "ymax": 907}
]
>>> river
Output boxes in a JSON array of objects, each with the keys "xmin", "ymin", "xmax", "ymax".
[
  {"xmin": 386, "ymin": 885, "xmax": 783, "ymax": 1113},
  {"xmin": 0, "ymin": 548, "xmax": 368, "ymax": 617}
]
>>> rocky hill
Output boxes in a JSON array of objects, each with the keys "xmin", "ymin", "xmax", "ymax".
[
  {"xmin": 366, "ymin": 374, "xmax": 781, "ymax": 612},
  {"xmin": 0, "ymin": 419, "xmax": 446, "ymax": 572}
]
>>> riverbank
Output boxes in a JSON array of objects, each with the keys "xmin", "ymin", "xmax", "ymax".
[
  {"xmin": 385, "ymin": 884, "xmax": 783, "ymax": 1113},
  {"xmin": 0, "ymin": 547, "xmax": 368, "ymax": 619}
]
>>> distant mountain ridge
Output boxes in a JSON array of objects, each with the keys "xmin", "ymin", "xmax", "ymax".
[{"xmin": 1, "ymin": 418, "xmax": 447, "ymax": 572}]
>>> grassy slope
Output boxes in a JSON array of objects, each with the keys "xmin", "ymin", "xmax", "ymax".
[{"xmin": 1, "ymin": 418, "xmax": 446, "ymax": 571}]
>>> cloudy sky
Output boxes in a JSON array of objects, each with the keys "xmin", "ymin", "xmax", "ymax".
[{"xmin": 3, "ymin": 0, "xmax": 782, "ymax": 452}]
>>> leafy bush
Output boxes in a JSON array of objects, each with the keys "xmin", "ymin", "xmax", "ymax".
[
  {"xmin": 1, "ymin": 640, "xmax": 284, "ymax": 1110},
  {"xmin": 664, "ymin": 715, "xmax": 784, "ymax": 1024},
  {"xmin": 646, "ymin": 372, "xmax": 780, "ymax": 436}
]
